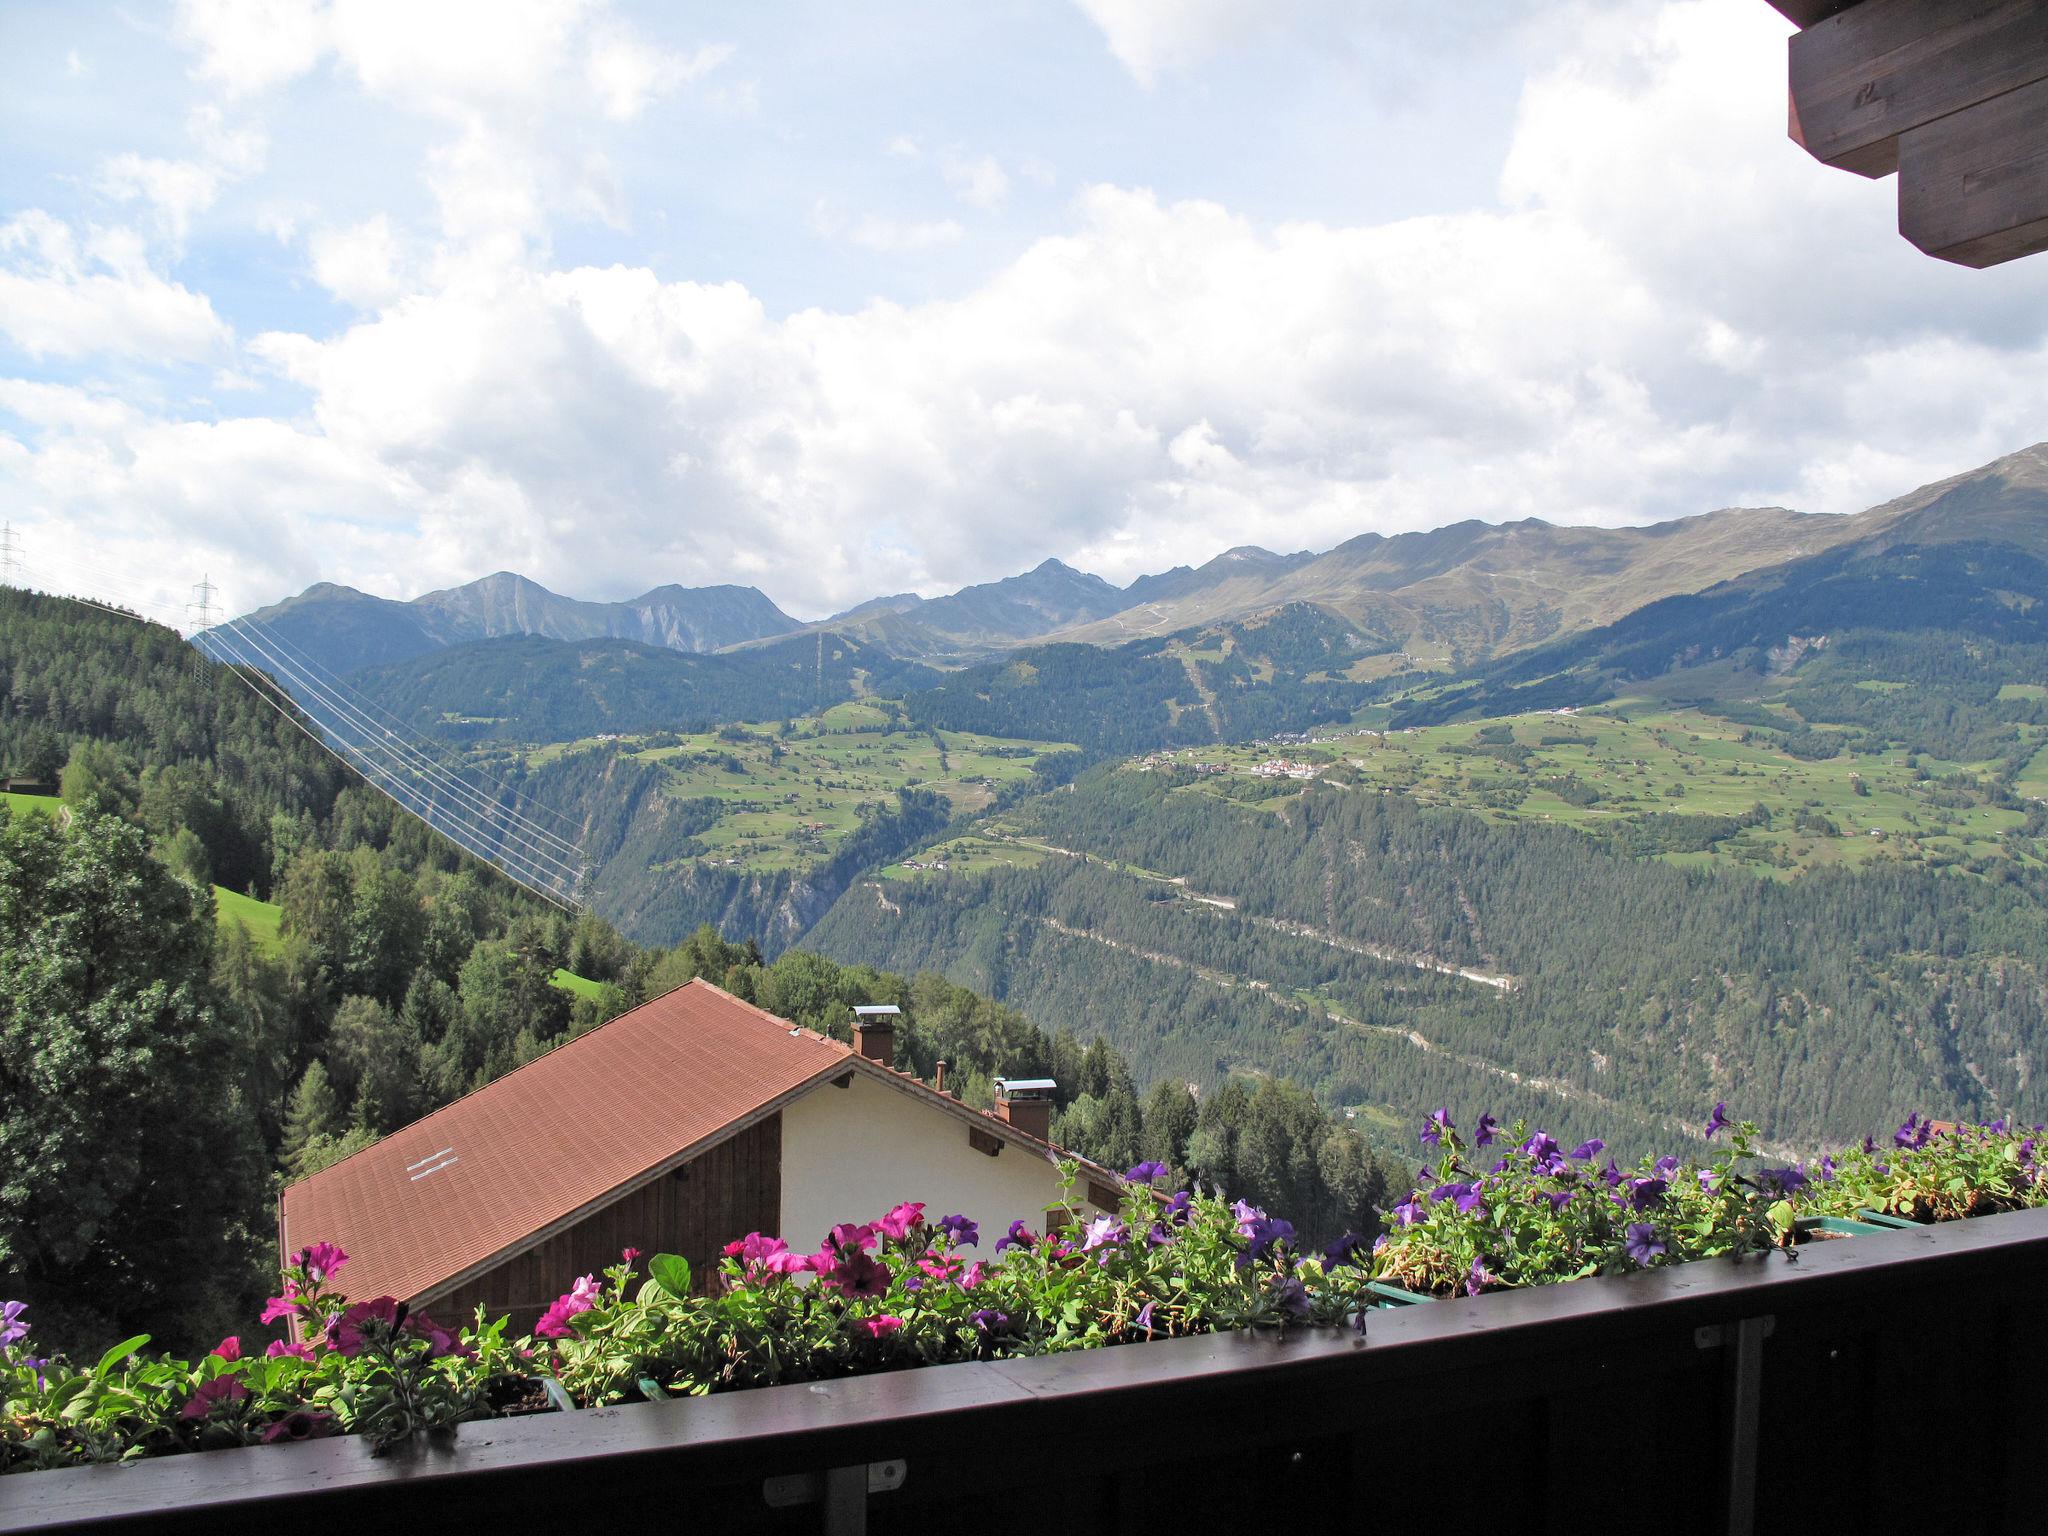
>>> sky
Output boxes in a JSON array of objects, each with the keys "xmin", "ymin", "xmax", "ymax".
[{"xmin": 1, "ymin": 0, "xmax": 2045, "ymax": 624}]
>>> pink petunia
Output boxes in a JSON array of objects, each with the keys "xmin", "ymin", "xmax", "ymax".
[
  {"xmin": 180, "ymin": 1376, "xmax": 249, "ymax": 1421},
  {"xmin": 859, "ymin": 1315, "xmax": 903, "ymax": 1338},
  {"xmin": 265, "ymin": 1339, "xmax": 316, "ymax": 1361},
  {"xmin": 211, "ymin": 1336, "xmax": 242, "ymax": 1362},
  {"xmin": 874, "ymin": 1202, "xmax": 925, "ymax": 1242},
  {"xmin": 296, "ymin": 1243, "xmax": 348, "ymax": 1283},
  {"xmin": 258, "ymin": 1281, "xmax": 302, "ymax": 1326},
  {"xmin": 329, "ymin": 1297, "xmax": 401, "ymax": 1356}
]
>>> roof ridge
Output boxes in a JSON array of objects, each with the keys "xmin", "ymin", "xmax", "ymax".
[{"xmin": 284, "ymin": 975, "xmax": 825, "ymax": 1194}]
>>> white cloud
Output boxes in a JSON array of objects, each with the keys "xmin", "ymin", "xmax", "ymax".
[
  {"xmin": 10, "ymin": 0, "xmax": 2048, "ymax": 626},
  {"xmin": 1071, "ymin": 0, "xmax": 1343, "ymax": 86},
  {"xmin": 95, "ymin": 108, "xmax": 266, "ymax": 245},
  {"xmin": 940, "ymin": 151, "xmax": 1010, "ymax": 211},
  {"xmin": 811, "ymin": 202, "xmax": 964, "ymax": 253},
  {"xmin": 0, "ymin": 213, "xmax": 229, "ymax": 360},
  {"xmin": 174, "ymin": 0, "xmax": 331, "ymax": 96},
  {"xmin": 308, "ymin": 215, "xmax": 408, "ymax": 309}
]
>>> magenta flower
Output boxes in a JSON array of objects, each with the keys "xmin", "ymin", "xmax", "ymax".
[
  {"xmin": 621, "ymin": 1247, "xmax": 641, "ymax": 1264},
  {"xmin": 961, "ymin": 1261, "xmax": 988, "ymax": 1289},
  {"xmin": 295, "ymin": 1243, "xmax": 349, "ymax": 1283},
  {"xmin": 262, "ymin": 1410, "xmax": 338, "ymax": 1444},
  {"xmin": 180, "ymin": 1376, "xmax": 250, "ymax": 1421},
  {"xmin": 211, "ymin": 1336, "xmax": 242, "ymax": 1362},
  {"xmin": 875, "ymin": 1202, "xmax": 925, "ymax": 1242},
  {"xmin": 265, "ymin": 1340, "xmax": 316, "ymax": 1361},
  {"xmin": 1705, "ymin": 1103, "xmax": 1731, "ymax": 1140},
  {"xmin": 329, "ymin": 1297, "xmax": 402, "ymax": 1356},
  {"xmin": 723, "ymin": 1232, "xmax": 790, "ymax": 1269},
  {"xmin": 994, "ymin": 1220, "xmax": 1037, "ymax": 1252},
  {"xmin": 859, "ymin": 1315, "xmax": 903, "ymax": 1338},
  {"xmin": 828, "ymin": 1221, "xmax": 878, "ymax": 1253},
  {"xmin": 763, "ymin": 1248, "xmax": 819, "ymax": 1276},
  {"xmin": 258, "ymin": 1282, "xmax": 302, "ymax": 1327},
  {"xmin": 822, "ymin": 1251, "xmax": 891, "ymax": 1298},
  {"xmin": 533, "ymin": 1278, "xmax": 599, "ymax": 1340}
]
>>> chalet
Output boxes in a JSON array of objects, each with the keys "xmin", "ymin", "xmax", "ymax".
[{"xmin": 277, "ymin": 979, "xmax": 1120, "ymax": 1329}]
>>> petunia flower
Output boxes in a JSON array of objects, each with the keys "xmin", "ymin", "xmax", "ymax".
[
  {"xmin": 265, "ymin": 1339, "xmax": 316, "ymax": 1361},
  {"xmin": 1474, "ymin": 1113, "xmax": 1500, "ymax": 1149},
  {"xmin": 1466, "ymin": 1256, "xmax": 1497, "ymax": 1296},
  {"xmin": 330, "ymin": 1297, "xmax": 403, "ymax": 1356},
  {"xmin": 262, "ymin": 1410, "xmax": 338, "ymax": 1443},
  {"xmin": 1705, "ymin": 1102, "xmax": 1731, "ymax": 1140},
  {"xmin": 295, "ymin": 1243, "xmax": 349, "ymax": 1284},
  {"xmin": 969, "ymin": 1308, "xmax": 1009, "ymax": 1334},
  {"xmin": 828, "ymin": 1221, "xmax": 878, "ymax": 1253},
  {"xmin": 1321, "ymin": 1232, "xmax": 1368, "ymax": 1270},
  {"xmin": 1270, "ymin": 1277, "xmax": 1311, "ymax": 1321},
  {"xmin": 1162, "ymin": 1190, "xmax": 1194, "ymax": 1226},
  {"xmin": 1392, "ymin": 1196, "xmax": 1425, "ymax": 1227},
  {"xmin": 858, "ymin": 1315, "xmax": 903, "ymax": 1338},
  {"xmin": 180, "ymin": 1376, "xmax": 250, "ymax": 1421},
  {"xmin": 1123, "ymin": 1160, "xmax": 1169, "ymax": 1184},
  {"xmin": 936, "ymin": 1213, "xmax": 979, "ymax": 1247},
  {"xmin": 211, "ymin": 1336, "xmax": 242, "ymax": 1362},
  {"xmin": 875, "ymin": 1203, "xmax": 925, "ymax": 1242},
  {"xmin": 258, "ymin": 1282, "xmax": 302, "ymax": 1327},
  {"xmin": 994, "ymin": 1220, "xmax": 1037, "ymax": 1253},
  {"xmin": 1419, "ymin": 1109, "xmax": 1454, "ymax": 1147},
  {"xmin": 1624, "ymin": 1223, "xmax": 1666, "ymax": 1267},
  {"xmin": 822, "ymin": 1252, "xmax": 890, "ymax": 1299},
  {"xmin": 1081, "ymin": 1215, "xmax": 1127, "ymax": 1252},
  {"xmin": 1570, "ymin": 1139, "xmax": 1605, "ymax": 1161},
  {"xmin": 0, "ymin": 1301, "xmax": 27, "ymax": 1348},
  {"xmin": 621, "ymin": 1248, "xmax": 641, "ymax": 1264},
  {"xmin": 1134, "ymin": 1301, "xmax": 1156, "ymax": 1335}
]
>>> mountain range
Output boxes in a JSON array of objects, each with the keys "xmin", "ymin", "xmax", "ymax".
[{"xmin": 225, "ymin": 442, "xmax": 2048, "ymax": 693}]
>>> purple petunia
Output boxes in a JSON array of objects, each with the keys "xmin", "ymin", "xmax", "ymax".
[
  {"xmin": 1392, "ymin": 1196, "xmax": 1426, "ymax": 1227},
  {"xmin": 1162, "ymin": 1189, "xmax": 1195, "ymax": 1226},
  {"xmin": 935, "ymin": 1213, "xmax": 979, "ymax": 1248},
  {"xmin": 970, "ymin": 1308, "xmax": 1009, "ymax": 1335},
  {"xmin": 1124, "ymin": 1160, "xmax": 1170, "ymax": 1185},
  {"xmin": 1420, "ymin": 1109, "xmax": 1454, "ymax": 1147},
  {"xmin": 1758, "ymin": 1164, "xmax": 1809, "ymax": 1195},
  {"xmin": 1134, "ymin": 1301, "xmax": 1156, "ymax": 1335},
  {"xmin": 1627, "ymin": 1177, "xmax": 1669, "ymax": 1212},
  {"xmin": 1705, "ymin": 1102, "xmax": 1731, "ymax": 1140},
  {"xmin": 1624, "ymin": 1223, "xmax": 1666, "ymax": 1267},
  {"xmin": 1270, "ymin": 1277, "xmax": 1311, "ymax": 1321},
  {"xmin": 0, "ymin": 1301, "xmax": 27, "ymax": 1349},
  {"xmin": 994, "ymin": 1219, "xmax": 1037, "ymax": 1253},
  {"xmin": 1466, "ymin": 1256, "xmax": 1497, "ymax": 1296},
  {"xmin": 1474, "ymin": 1112, "xmax": 1501, "ymax": 1149},
  {"xmin": 1081, "ymin": 1215, "xmax": 1127, "ymax": 1252},
  {"xmin": 1894, "ymin": 1114, "xmax": 1933, "ymax": 1151},
  {"xmin": 1570, "ymin": 1139, "xmax": 1605, "ymax": 1161},
  {"xmin": 1322, "ymin": 1232, "xmax": 1369, "ymax": 1270},
  {"xmin": 1520, "ymin": 1132, "xmax": 1567, "ymax": 1175},
  {"xmin": 1242, "ymin": 1215, "xmax": 1296, "ymax": 1261}
]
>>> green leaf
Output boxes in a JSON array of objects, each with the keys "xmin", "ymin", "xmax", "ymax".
[
  {"xmin": 647, "ymin": 1253, "xmax": 691, "ymax": 1299},
  {"xmin": 93, "ymin": 1335, "xmax": 150, "ymax": 1377}
]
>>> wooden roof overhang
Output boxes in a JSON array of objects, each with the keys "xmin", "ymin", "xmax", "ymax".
[{"xmin": 1771, "ymin": 0, "xmax": 2048, "ymax": 266}]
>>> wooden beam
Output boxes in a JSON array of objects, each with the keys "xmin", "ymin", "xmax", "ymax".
[
  {"xmin": 1767, "ymin": 0, "xmax": 1860, "ymax": 27},
  {"xmin": 1898, "ymin": 73, "xmax": 2048, "ymax": 265},
  {"xmin": 1790, "ymin": 0, "xmax": 2048, "ymax": 178}
]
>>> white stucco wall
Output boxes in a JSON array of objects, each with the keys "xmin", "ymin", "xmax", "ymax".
[{"xmin": 778, "ymin": 1072, "xmax": 1105, "ymax": 1251}]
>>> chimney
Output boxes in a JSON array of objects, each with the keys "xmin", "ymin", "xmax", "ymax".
[
  {"xmin": 851, "ymin": 1004, "xmax": 899, "ymax": 1068},
  {"xmin": 994, "ymin": 1077, "xmax": 1056, "ymax": 1141},
  {"xmin": 934, "ymin": 1059, "xmax": 948, "ymax": 1095}
]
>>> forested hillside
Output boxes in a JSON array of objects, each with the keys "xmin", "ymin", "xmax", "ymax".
[
  {"xmin": 807, "ymin": 765, "xmax": 2048, "ymax": 1153},
  {"xmin": 0, "ymin": 589, "xmax": 1393, "ymax": 1350}
]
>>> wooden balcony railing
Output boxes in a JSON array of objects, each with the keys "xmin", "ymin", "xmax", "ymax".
[{"xmin": 6, "ymin": 1204, "xmax": 2045, "ymax": 1534}]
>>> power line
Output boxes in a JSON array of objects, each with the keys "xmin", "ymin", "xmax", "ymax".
[
  {"xmin": 11, "ymin": 555, "xmax": 590, "ymax": 911},
  {"xmin": 26, "ymin": 553, "xmax": 593, "ymax": 900}
]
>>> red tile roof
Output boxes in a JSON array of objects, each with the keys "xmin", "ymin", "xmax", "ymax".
[
  {"xmin": 278, "ymin": 979, "xmax": 852, "ymax": 1306},
  {"xmin": 279, "ymin": 978, "xmax": 1116, "ymax": 1308}
]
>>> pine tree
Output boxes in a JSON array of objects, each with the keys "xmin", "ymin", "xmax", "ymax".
[{"xmin": 282, "ymin": 1061, "xmax": 341, "ymax": 1179}]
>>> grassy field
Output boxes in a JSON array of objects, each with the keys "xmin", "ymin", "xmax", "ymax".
[
  {"xmin": 1141, "ymin": 703, "xmax": 2044, "ymax": 879},
  {"xmin": 876, "ymin": 832, "xmax": 1055, "ymax": 881},
  {"xmin": 2, "ymin": 792, "xmax": 62, "ymax": 817},
  {"xmin": 551, "ymin": 968, "xmax": 607, "ymax": 1000},
  {"xmin": 521, "ymin": 704, "xmax": 1073, "ymax": 874},
  {"xmin": 214, "ymin": 887, "xmax": 283, "ymax": 947}
]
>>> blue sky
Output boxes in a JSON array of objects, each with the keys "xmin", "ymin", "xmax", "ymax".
[{"xmin": 2, "ymin": 1, "xmax": 2045, "ymax": 623}]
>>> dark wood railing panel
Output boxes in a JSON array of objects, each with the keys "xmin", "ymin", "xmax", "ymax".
[{"xmin": 6, "ymin": 1206, "xmax": 2045, "ymax": 1534}]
